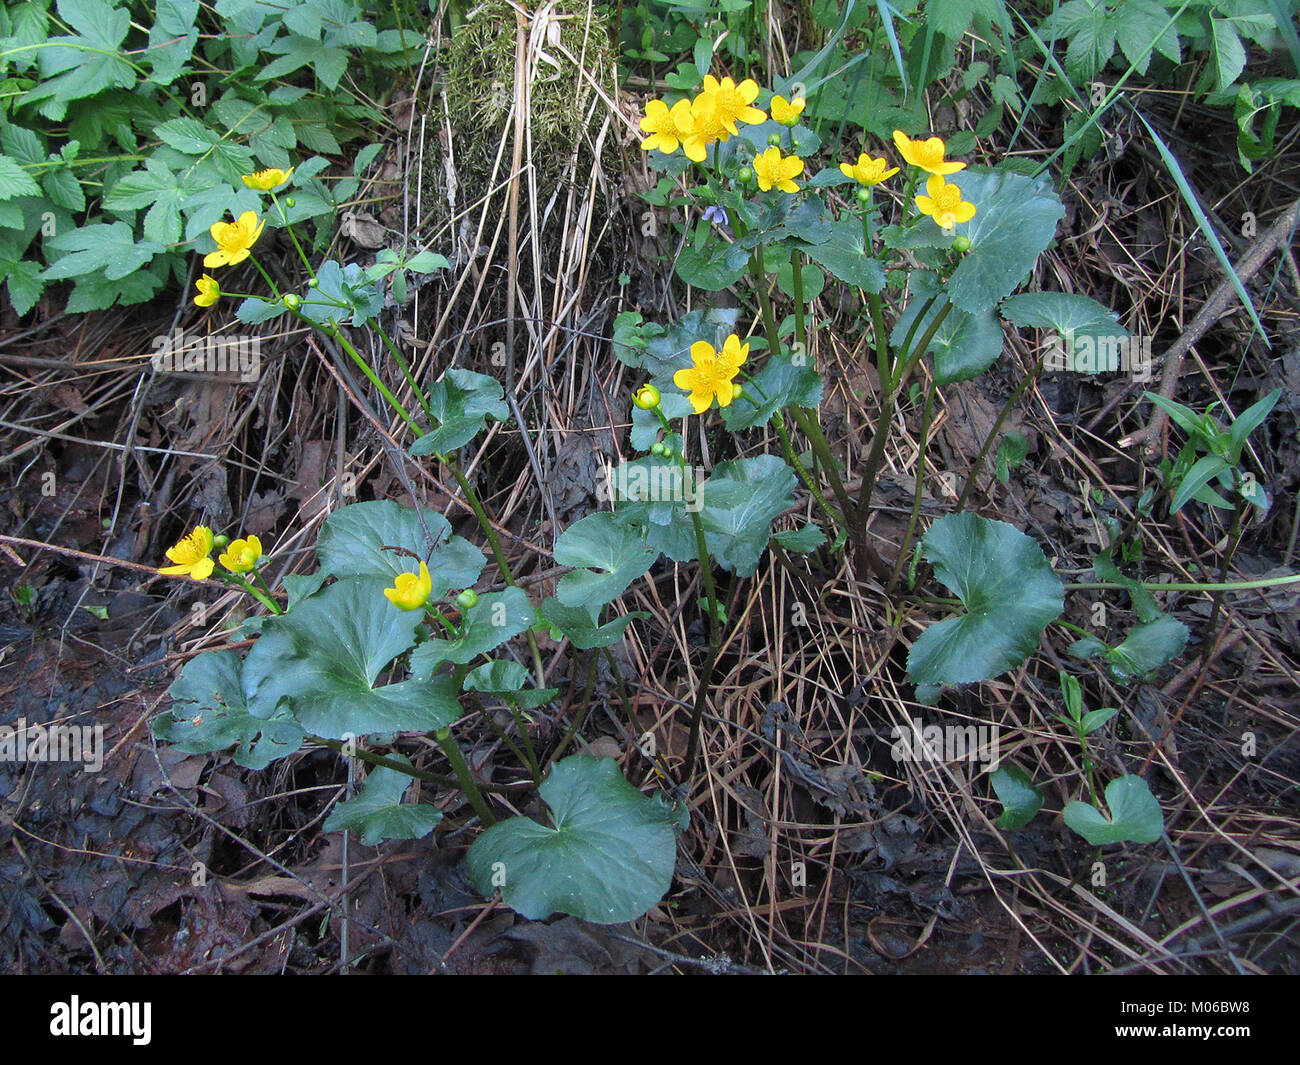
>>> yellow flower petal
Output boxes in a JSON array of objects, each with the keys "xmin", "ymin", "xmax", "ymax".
[
  {"xmin": 194, "ymin": 274, "xmax": 220, "ymax": 307},
  {"xmin": 384, "ymin": 561, "xmax": 432, "ymax": 611}
]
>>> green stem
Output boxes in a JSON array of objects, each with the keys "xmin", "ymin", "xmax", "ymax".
[
  {"xmin": 682, "ymin": 462, "xmax": 723, "ymax": 781},
  {"xmin": 443, "ymin": 458, "xmax": 548, "ymax": 690},
  {"xmin": 220, "ymin": 572, "xmax": 281, "ymax": 614},
  {"xmin": 270, "ymin": 192, "xmax": 317, "ymax": 282},
  {"xmin": 887, "ymin": 376, "xmax": 936, "ymax": 591},
  {"xmin": 312, "ymin": 736, "xmax": 525, "ymax": 793},
  {"xmin": 325, "ymin": 321, "xmax": 417, "ymax": 431},
  {"xmin": 435, "ymin": 727, "xmax": 496, "ymax": 825},
  {"xmin": 791, "ymin": 249, "xmax": 807, "ymax": 353},
  {"xmin": 772, "ymin": 409, "xmax": 847, "ymax": 536},
  {"xmin": 854, "ymin": 300, "xmax": 952, "ymax": 543}
]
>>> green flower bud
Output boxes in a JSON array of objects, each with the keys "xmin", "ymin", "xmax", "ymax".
[
  {"xmin": 737, "ymin": 167, "xmax": 755, "ymax": 185},
  {"xmin": 856, "ymin": 188, "xmax": 872, "ymax": 205},
  {"xmin": 307, "ymin": 277, "xmax": 319, "ymax": 287},
  {"xmin": 952, "ymin": 235, "xmax": 972, "ymax": 253},
  {"xmin": 650, "ymin": 441, "xmax": 667, "ymax": 457},
  {"xmin": 213, "ymin": 534, "xmax": 230, "ymax": 549},
  {"xmin": 633, "ymin": 383, "xmax": 661, "ymax": 410},
  {"xmin": 456, "ymin": 589, "xmax": 479, "ymax": 610},
  {"xmin": 282, "ymin": 293, "xmax": 301, "ymax": 309},
  {"xmin": 285, "ymin": 197, "xmax": 296, "ymax": 207},
  {"xmin": 767, "ymin": 133, "xmax": 783, "ymax": 147}
]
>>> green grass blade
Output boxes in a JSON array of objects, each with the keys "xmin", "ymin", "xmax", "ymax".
[{"xmin": 1131, "ymin": 107, "xmax": 1270, "ymax": 348}]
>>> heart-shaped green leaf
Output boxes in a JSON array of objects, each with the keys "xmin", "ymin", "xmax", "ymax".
[
  {"xmin": 794, "ymin": 218, "xmax": 885, "ymax": 293},
  {"xmin": 155, "ymin": 649, "xmax": 304, "ymax": 769},
  {"xmin": 891, "ymin": 271, "xmax": 1004, "ymax": 384},
  {"xmin": 772, "ymin": 523, "xmax": 825, "ymax": 553},
  {"xmin": 675, "ymin": 238, "xmax": 750, "ymax": 291},
  {"xmin": 907, "ymin": 513, "xmax": 1064, "ymax": 685},
  {"xmin": 1069, "ymin": 615, "xmax": 1189, "ymax": 681},
  {"xmin": 462, "ymin": 660, "xmax": 558, "ymax": 710},
  {"xmin": 323, "ymin": 755, "xmax": 441, "ymax": 845},
  {"xmin": 409, "ymin": 368, "xmax": 509, "ymax": 457},
  {"xmin": 720, "ymin": 353, "xmax": 823, "ymax": 429},
  {"xmin": 536, "ymin": 598, "xmax": 647, "ymax": 650},
  {"xmin": 244, "ymin": 578, "xmax": 460, "ymax": 738},
  {"xmin": 990, "ymin": 764, "xmax": 1043, "ymax": 830},
  {"xmin": 999, "ymin": 291, "xmax": 1127, "ymax": 367},
  {"xmin": 554, "ymin": 512, "xmax": 658, "ymax": 609},
  {"xmin": 466, "ymin": 756, "xmax": 678, "ymax": 923},
  {"xmin": 1063, "ymin": 775, "xmax": 1165, "ymax": 845}
]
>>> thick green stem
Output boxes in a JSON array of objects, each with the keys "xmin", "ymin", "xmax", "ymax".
[
  {"xmin": 772, "ymin": 409, "xmax": 847, "ymax": 535},
  {"xmin": 854, "ymin": 301, "xmax": 952, "ymax": 544},
  {"xmin": 887, "ymin": 376, "xmax": 936, "ymax": 591},
  {"xmin": 682, "ymin": 463, "xmax": 723, "ymax": 781},
  {"xmin": 220, "ymin": 572, "xmax": 281, "ymax": 614},
  {"xmin": 326, "ymin": 322, "xmax": 417, "ymax": 431},
  {"xmin": 435, "ymin": 727, "xmax": 496, "ymax": 825}
]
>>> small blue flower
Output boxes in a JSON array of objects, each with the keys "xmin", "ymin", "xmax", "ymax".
[{"xmin": 702, "ymin": 205, "xmax": 729, "ymax": 230}]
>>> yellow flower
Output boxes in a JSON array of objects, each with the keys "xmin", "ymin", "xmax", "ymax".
[
  {"xmin": 194, "ymin": 274, "xmax": 220, "ymax": 307},
  {"xmin": 683, "ymin": 75, "xmax": 766, "ymax": 162},
  {"xmin": 839, "ymin": 153, "xmax": 900, "ymax": 186},
  {"xmin": 241, "ymin": 167, "xmax": 294, "ymax": 191},
  {"xmin": 673, "ymin": 335, "xmax": 749, "ymax": 415},
  {"xmin": 770, "ymin": 94, "xmax": 805, "ymax": 126},
  {"xmin": 639, "ymin": 98, "xmax": 695, "ymax": 155},
  {"xmin": 204, "ymin": 211, "xmax": 266, "ymax": 268},
  {"xmin": 218, "ymin": 535, "xmax": 262, "ymax": 574},
  {"xmin": 752, "ymin": 146, "xmax": 804, "ymax": 193},
  {"xmin": 384, "ymin": 561, "xmax": 433, "ymax": 611},
  {"xmin": 159, "ymin": 526, "xmax": 216, "ymax": 581},
  {"xmin": 892, "ymin": 131, "xmax": 966, "ymax": 176},
  {"xmin": 915, "ymin": 175, "xmax": 977, "ymax": 230}
]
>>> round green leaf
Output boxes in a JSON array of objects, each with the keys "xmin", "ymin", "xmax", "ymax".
[
  {"xmin": 316, "ymin": 499, "xmax": 485, "ymax": 597},
  {"xmin": 699, "ymin": 454, "xmax": 798, "ymax": 576},
  {"xmin": 554, "ymin": 512, "xmax": 657, "ymax": 609},
  {"xmin": 409, "ymin": 587, "xmax": 536, "ymax": 673},
  {"xmin": 466, "ymin": 756, "xmax": 677, "ymax": 923},
  {"xmin": 907, "ymin": 513, "xmax": 1064, "ymax": 685}
]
